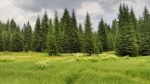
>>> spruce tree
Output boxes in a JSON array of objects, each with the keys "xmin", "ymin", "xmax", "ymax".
[
  {"xmin": 11, "ymin": 27, "xmax": 23, "ymax": 52},
  {"xmin": 33, "ymin": 15, "xmax": 42, "ymax": 52},
  {"xmin": 47, "ymin": 19, "xmax": 58, "ymax": 55},
  {"xmin": 78, "ymin": 23, "xmax": 84, "ymax": 52},
  {"xmin": 69, "ymin": 9, "xmax": 81, "ymax": 53},
  {"xmin": 98, "ymin": 19, "xmax": 109, "ymax": 52},
  {"xmin": 116, "ymin": 4, "xmax": 138, "ymax": 56},
  {"xmin": 0, "ymin": 29, "xmax": 4, "ymax": 51},
  {"xmin": 139, "ymin": 6, "xmax": 150, "ymax": 55},
  {"xmin": 83, "ymin": 13, "xmax": 95, "ymax": 55},
  {"xmin": 41, "ymin": 10, "xmax": 49, "ymax": 51},
  {"xmin": 111, "ymin": 19, "xmax": 118, "ymax": 49},
  {"xmin": 3, "ymin": 31, "xmax": 11, "ymax": 51},
  {"xmin": 130, "ymin": 8, "xmax": 140, "ymax": 47},
  {"xmin": 54, "ymin": 11, "xmax": 61, "ymax": 54},
  {"xmin": 61, "ymin": 8, "xmax": 71, "ymax": 53},
  {"xmin": 23, "ymin": 21, "xmax": 32, "ymax": 52},
  {"xmin": 5, "ymin": 20, "xmax": 9, "ymax": 31},
  {"xmin": 10, "ymin": 18, "xmax": 17, "ymax": 32}
]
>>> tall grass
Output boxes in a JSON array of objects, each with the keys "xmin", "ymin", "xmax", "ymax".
[{"xmin": 0, "ymin": 52, "xmax": 150, "ymax": 84}]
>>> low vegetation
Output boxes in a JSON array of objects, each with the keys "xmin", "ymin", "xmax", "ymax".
[{"xmin": 0, "ymin": 52, "xmax": 150, "ymax": 84}]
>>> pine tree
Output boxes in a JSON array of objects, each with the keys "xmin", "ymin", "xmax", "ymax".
[
  {"xmin": 93, "ymin": 32, "xmax": 102, "ymax": 54},
  {"xmin": 111, "ymin": 19, "xmax": 118, "ymax": 49},
  {"xmin": 11, "ymin": 28, "xmax": 23, "ymax": 52},
  {"xmin": 61, "ymin": 8, "xmax": 71, "ymax": 53},
  {"xmin": 54, "ymin": 11, "xmax": 61, "ymax": 54},
  {"xmin": 23, "ymin": 21, "xmax": 32, "ymax": 52},
  {"xmin": 130, "ymin": 8, "xmax": 140, "ymax": 48},
  {"xmin": 10, "ymin": 18, "xmax": 17, "ymax": 32},
  {"xmin": 41, "ymin": 10, "xmax": 49, "ymax": 51},
  {"xmin": 116, "ymin": 4, "xmax": 138, "ymax": 56},
  {"xmin": 47, "ymin": 19, "xmax": 58, "ymax": 55},
  {"xmin": 69, "ymin": 9, "xmax": 81, "ymax": 53},
  {"xmin": 139, "ymin": 6, "xmax": 150, "ymax": 55},
  {"xmin": 5, "ymin": 20, "xmax": 9, "ymax": 31},
  {"xmin": 33, "ymin": 15, "xmax": 42, "ymax": 52},
  {"xmin": 83, "ymin": 13, "xmax": 95, "ymax": 55},
  {"xmin": 78, "ymin": 23, "xmax": 84, "ymax": 52},
  {"xmin": 98, "ymin": 19, "xmax": 109, "ymax": 52},
  {"xmin": 0, "ymin": 29, "xmax": 4, "ymax": 51}
]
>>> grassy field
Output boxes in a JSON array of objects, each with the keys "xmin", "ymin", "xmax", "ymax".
[{"xmin": 0, "ymin": 52, "xmax": 150, "ymax": 84}]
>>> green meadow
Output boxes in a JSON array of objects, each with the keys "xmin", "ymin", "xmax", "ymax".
[{"xmin": 0, "ymin": 52, "xmax": 150, "ymax": 84}]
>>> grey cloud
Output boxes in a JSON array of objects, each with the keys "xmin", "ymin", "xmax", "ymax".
[
  {"xmin": 12, "ymin": 0, "xmax": 84, "ymax": 12},
  {"xmin": 2, "ymin": 0, "xmax": 150, "ymax": 30}
]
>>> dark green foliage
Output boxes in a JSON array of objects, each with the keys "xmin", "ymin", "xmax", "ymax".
[
  {"xmin": 5, "ymin": 20, "xmax": 9, "ymax": 31},
  {"xmin": 98, "ymin": 19, "xmax": 109, "ymax": 52},
  {"xmin": 61, "ymin": 8, "xmax": 71, "ymax": 53},
  {"xmin": 139, "ymin": 7, "xmax": 150, "ymax": 56},
  {"xmin": 22, "ymin": 21, "xmax": 32, "ymax": 52},
  {"xmin": 69, "ymin": 9, "xmax": 81, "ymax": 53},
  {"xmin": 83, "ymin": 13, "xmax": 95, "ymax": 55},
  {"xmin": 78, "ymin": 23, "xmax": 84, "ymax": 52},
  {"xmin": 111, "ymin": 19, "xmax": 118, "ymax": 49},
  {"xmin": 3, "ymin": 31, "xmax": 11, "ymax": 51},
  {"xmin": 10, "ymin": 19, "xmax": 17, "ymax": 32},
  {"xmin": 0, "ymin": 31, "xmax": 4, "ymax": 51},
  {"xmin": 0, "ymin": 6, "xmax": 150, "ymax": 56},
  {"xmin": 47, "ymin": 19, "xmax": 58, "ymax": 55},
  {"xmin": 41, "ymin": 10, "xmax": 49, "ymax": 51},
  {"xmin": 93, "ymin": 32, "xmax": 102, "ymax": 54},
  {"xmin": 11, "ymin": 29, "xmax": 23, "ymax": 52},
  {"xmin": 0, "ymin": 21, "xmax": 6, "ymax": 51},
  {"xmin": 130, "ymin": 8, "xmax": 141, "ymax": 48},
  {"xmin": 33, "ymin": 15, "xmax": 42, "ymax": 52},
  {"xmin": 116, "ymin": 4, "xmax": 138, "ymax": 56}
]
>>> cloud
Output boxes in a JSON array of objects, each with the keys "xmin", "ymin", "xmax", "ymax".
[
  {"xmin": 0, "ymin": 0, "xmax": 150, "ymax": 31},
  {"xmin": 77, "ymin": 1, "xmax": 105, "ymax": 17},
  {"xmin": 12, "ymin": 0, "xmax": 83, "ymax": 12}
]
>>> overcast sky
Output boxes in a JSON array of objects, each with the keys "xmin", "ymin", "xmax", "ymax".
[{"xmin": 0, "ymin": 0, "xmax": 150, "ymax": 31}]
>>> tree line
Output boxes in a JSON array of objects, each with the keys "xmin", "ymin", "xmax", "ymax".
[{"xmin": 0, "ymin": 4, "xmax": 150, "ymax": 56}]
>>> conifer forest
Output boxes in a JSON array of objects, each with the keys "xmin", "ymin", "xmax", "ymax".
[
  {"xmin": 1, "ymin": 1, "xmax": 150, "ymax": 84},
  {"xmin": 0, "ymin": 3, "xmax": 150, "ymax": 57}
]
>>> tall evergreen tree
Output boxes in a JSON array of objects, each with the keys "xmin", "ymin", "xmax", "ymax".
[
  {"xmin": 33, "ymin": 15, "xmax": 42, "ymax": 52},
  {"xmin": 54, "ymin": 11, "xmax": 61, "ymax": 54},
  {"xmin": 61, "ymin": 8, "xmax": 71, "ymax": 53},
  {"xmin": 47, "ymin": 19, "xmax": 58, "ymax": 55},
  {"xmin": 98, "ymin": 19, "xmax": 109, "ymax": 52},
  {"xmin": 111, "ymin": 19, "xmax": 118, "ymax": 49},
  {"xmin": 116, "ymin": 4, "xmax": 138, "ymax": 56},
  {"xmin": 23, "ymin": 21, "xmax": 32, "ymax": 52},
  {"xmin": 41, "ymin": 10, "xmax": 49, "ymax": 51},
  {"xmin": 10, "ymin": 18, "xmax": 17, "ymax": 32},
  {"xmin": 130, "ymin": 8, "xmax": 140, "ymax": 45},
  {"xmin": 139, "ymin": 6, "xmax": 150, "ymax": 55},
  {"xmin": 11, "ymin": 27, "xmax": 23, "ymax": 52},
  {"xmin": 5, "ymin": 20, "xmax": 9, "ymax": 31},
  {"xmin": 69, "ymin": 9, "xmax": 81, "ymax": 53},
  {"xmin": 0, "ymin": 28, "xmax": 4, "ymax": 51},
  {"xmin": 78, "ymin": 23, "xmax": 84, "ymax": 52},
  {"xmin": 3, "ymin": 31, "xmax": 11, "ymax": 51},
  {"xmin": 83, "ymin": 13, "xmax": 95, "ymax": 55}
]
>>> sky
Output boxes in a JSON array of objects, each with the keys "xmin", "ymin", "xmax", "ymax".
[{"xmin": 0, "ymin": 0, "xmax": 150, "ymax": 31}]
